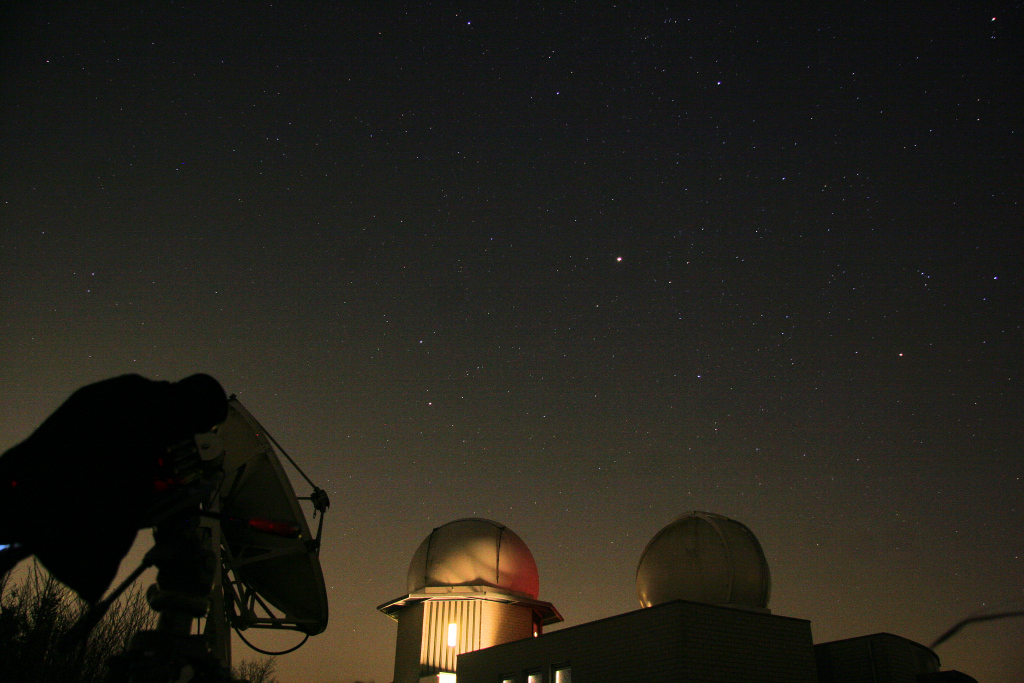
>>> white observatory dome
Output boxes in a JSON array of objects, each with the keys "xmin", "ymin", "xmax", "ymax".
[
  {"xmin": 636, "ymin": 511, "xmax": 771, "ymax": 611},
  {"xmin": 406, "ymin": 518, "xmax": 540, "ymax": 599}
]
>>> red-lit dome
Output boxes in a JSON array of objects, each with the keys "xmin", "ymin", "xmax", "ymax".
[{"xmin": 406, "ymin": 518, "xmax": 540, "ymax": 600}]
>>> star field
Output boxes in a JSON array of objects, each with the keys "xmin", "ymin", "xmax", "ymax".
[{"xmin": 1, "ymin": 3, "xmax": 1021, "ymax": 682}]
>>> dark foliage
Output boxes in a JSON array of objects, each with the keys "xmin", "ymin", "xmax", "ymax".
[
  {"xmin": 231, "ymin": 656, "xmax": 280, "ymax": 683},
  {"xmin": 0, "ymin": 563, "xmax": 155, "ymax": 683}
]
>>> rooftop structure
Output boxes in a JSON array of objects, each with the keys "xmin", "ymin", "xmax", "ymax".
[
  {"xmin": 378, "ymin": 519, "xmax": 561, "ymax": 683},
  {"xmin": 379, "ymin": 512, "xmax": 976, "ymax": 683},
  {"xmin": 636, "ymin": 511, "xmax": 772, "ymax": 611},
  {"xmin": 405, "ymin": 517, "xmax": 541, "ymax": 599}
]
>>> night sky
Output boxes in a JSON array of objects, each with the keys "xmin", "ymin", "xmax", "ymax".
[{"xmin": 1, "ymin": 3, "xmax": 1021, "ymax": 682}]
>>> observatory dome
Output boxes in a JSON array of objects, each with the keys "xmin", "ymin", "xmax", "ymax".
[
  {"xmin": 636, "ymin": 511, "xmax": 771, "ymax": 611},
  {"xmin": 406, "ymin": 518, "xmax": 540, "ymax": 600}
]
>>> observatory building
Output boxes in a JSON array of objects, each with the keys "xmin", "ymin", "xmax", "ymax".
[
  {"xmin": 377, "ymin": 518, "xmax": 562, "ymax": 683},
  {"xmin": 461, "ymin": 511, "xmax": 815, "ymax": 683},
  {"xmin": 635, "ymin": 511, "xmax": 771, "ymax": 612},
  {"xmin": 381, "ymin": 512, "xmax": 975, "ymax": 683}
]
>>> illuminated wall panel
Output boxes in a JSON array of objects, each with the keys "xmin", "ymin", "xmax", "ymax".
[
  {"xmin": 420, "ymin": 599, "xmax": 483, "ymax": 675},
  {"xmin": 392, "ymin": 598, "xmax": 538, "ymax": 683}
]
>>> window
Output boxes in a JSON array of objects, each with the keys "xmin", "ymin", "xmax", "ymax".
[
  {"xmin": 553, "ymin": 667, "xmax": 571, "ymax": 683},
  {"xmin": 438, "ymin": 674, "xmax": 456, "ymax": 683},
  {"xmin": 447, "ymin": 622, "xmax": 458, "ymax": 647},
  {"xmin": 527, "ymin": 672, "xmax": 543, "ymax": 683}
]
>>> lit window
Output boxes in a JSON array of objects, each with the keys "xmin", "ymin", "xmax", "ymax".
[
  {"xmin": 447, "ymin": 622, "xmax": 458, "ymax": 647},
  {"xmin": 554, "ymin": 667, "xmax": 571, "ymax": 683},
  {"xmin": 527, "ymin": 673, "xmax": 543, "ymax": 683},
  {"xmin": 438, "ymin": 673, "xmax": 456, "ymax": 683}
]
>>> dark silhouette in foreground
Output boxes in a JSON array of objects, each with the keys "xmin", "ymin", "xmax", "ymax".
[
  {"xmin": 0, "ymin": 562, "xmax": 155, "ymax": 683},
  {"xmin": 0, "ymin": 374, "xmax": 228, "ymax": 604},
  {"xmin": 0, "ymin": 563, "xmax": 279, "ymax": 683}
]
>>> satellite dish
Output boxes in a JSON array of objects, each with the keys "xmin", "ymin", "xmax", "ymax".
[
  {"xmin": 196, "ymin": 398, "xmax": 329, "ymax": 662},
  {"xmin": 50, "ymin": 392, "xmax": 329, "ymax": 680}
]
